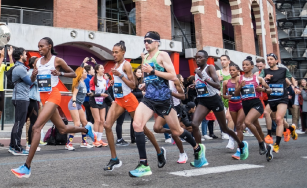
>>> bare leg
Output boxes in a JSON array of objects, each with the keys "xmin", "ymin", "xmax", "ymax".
[
  {"xmin": 244, "ymin": 108, "xmax": 263, "ymax": 142},
  {"xmin": 191, "ymin": 104, "xmax": 210, "ymax": 144}
]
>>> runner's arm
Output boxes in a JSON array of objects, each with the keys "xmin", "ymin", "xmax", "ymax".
[
  {"xmin": 55, "ymin": 57, "xmax": 76, "ymax": 78},
  {"xmin": 206, "ymin": 65, "xmax": 221, "ymax": 90},
  {"xmin": 122, "ymin": 62, "xmax": 136, "ymax": 89},
  {"xmin": 258, "ymin": 77, "xmax": 272, "ymax": 94},
  {"xmin": 171, "ymin": 78, "xmax": 185, "ymax": 100},
  {"xmin": 222, "ymin": 80, "xmax": 230, "ymax": 99},
  {"xmin": 234, "ymin": 77, "xmax": 242, "ymax": 96}
]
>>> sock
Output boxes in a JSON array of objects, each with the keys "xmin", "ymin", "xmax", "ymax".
[
  {"xmin": 179, "ymin": 129, "xmax": 196, "ymax": 147},
  {"xmin": 276, "ymin": 136, "xmax": 281, "ymax": 146},
  {"xmin": 135, "ymin": 132, "xmax": 147, "ymax": 160},
  {"xmin": 194, "ymin": 145, "xmax": 201, "ymax": 153},
  {"xmin": 140, "ymin": 159, "xmax": 148, "ymax": 166},
  {"xmin": 111, "ymin": 157, "xmax": 118, "ymax": 161},
  {"xmin": 267, "ymin": 129, "xmax": 272, "ymax": 137},
  {"xmin": 157, "ymin": 151, "xmax": 163, "ymax": 156},
  {"xmin": 24, "ymin": 163, "xmax": 30, "ymax": 170},
  {"xmin": 67, "ymin": 135, "xmax": 74, "ymax": 144},
  {"xmin": 97, "ymin": 132, "xmax": 102, "ymax": 141},
  {"xmin": 283, "ymin": 128, "xmax": 287, "ymax": 132},
  {"xmin": 288, "ymin": 126, "xmax": 294, "ymax": 132},
  {"xmin": 239, "ymin": 142, "xmax": 244, "ymax": 149},
  {"xmin": 82, "ymin": 134, "xmax": 86, "ymax": 143}
]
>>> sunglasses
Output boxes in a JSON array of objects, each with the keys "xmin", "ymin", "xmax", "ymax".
[{"xmin": 144, "ymin": 39, "xmax": 160, "ymax": 44}]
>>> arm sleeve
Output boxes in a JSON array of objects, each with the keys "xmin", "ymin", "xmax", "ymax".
[
  {"xmin": 285, "ymin": 69, "xmax": 293, "ymax": 79},
  {"xmin": 259, "ymin": 69, "xmax": 265, "ymax": 78}
]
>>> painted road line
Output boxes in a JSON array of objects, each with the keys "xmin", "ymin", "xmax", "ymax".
[
  {"xmin": 169, "ymin": 164, "xmax": 264, "ymax": 177},
  {"xmin": 302, "ymin": 156, "xmax": 307, "ymax": 159}
]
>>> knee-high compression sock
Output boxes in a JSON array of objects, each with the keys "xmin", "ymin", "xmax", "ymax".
[
  {"xmin": 179, "ymin": 129, "xmax": 197, "ymax": 147},
  {"xmin": 135, "ymin": 132, "xmax": 147, "ymax": 165},
  {"xmin": 81, "ymin": 133, "xmax": 86, "ymax": 143},
  {"xmin": 67, "ymin": 135, "xmax": 74, "ymax": 144},
  {"xmin": 267, "ymin": 129, "xmax": 272, "ymax": 137},
  {"xmin": 276, "ymin": 136, "xmax": 281, "ymax": 146}
]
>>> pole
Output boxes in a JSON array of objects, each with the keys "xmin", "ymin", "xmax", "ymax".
[
  {"xmin": 1, "ymin": 45, "xmax": 7, "ymax": 130},
  {"xmin": 259, "ymin": 0, "xmax": 267, "ymax": 60}
]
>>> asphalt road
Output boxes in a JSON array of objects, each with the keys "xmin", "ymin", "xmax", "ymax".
[{"xmin": 0, "ymin": 133, "xmax": 306, "ymax": 188}]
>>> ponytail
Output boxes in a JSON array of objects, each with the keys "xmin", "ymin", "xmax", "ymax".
[{"xmin": 42, "ymin": 37, "xmax": 58, "ymax": 55}]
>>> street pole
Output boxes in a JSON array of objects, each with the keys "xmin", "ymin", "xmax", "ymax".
[
  {"xmin": 259, "ymin": 0, "xmax": 267, "ymax": 63},
  {"xmin": 1, "ymin": 45, "xmax": 7, "ymax": 130}
]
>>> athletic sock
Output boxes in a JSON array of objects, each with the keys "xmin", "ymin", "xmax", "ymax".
[
  {"xmin": 239, "ymin": 142, "xmax": 244, "ymax": 149},
  {"xmin": 81, "ymin": 134, "xmax": 86, "ymax": 143},
  {"xmin": 194, "ymin": 145, "xmax": 201, "ymax": 153},
  {"xmin": 67, "ymin": 135, "xmax": 74, "ymax": 144},
  {"xmin": 179, "ymin": 129, "xmax": 196, "ymax": 147},
  {"xmin": 283, "ymin": 128, "xmax": 287, "ymax": 132},
  {"xmin": 276, "ymin": 136, "xmax": 281, "ymax": 146},
  {"xmin": 97, "ymin": 132, "xmax": 102, "ymax": 141},
  {"xmin": 157, "ymin": 151, "xmax": 163, "ymax": 156},
  {"xmin": 267, "ymin": 129, "xmax": 272, "ymax": 137},
  {"xmin": 24, "ymin": 163, "xmax": 30, "ymax": 170},
  {"xmin": 111, "ymin": 157, "xmax": 118, "ymax": 161},
  {"xmin": 140, "ymin": 159, "xmax": 148, "ymax": 166},
  {"xmin": 288, "ymin": 126, "xmax": 294, "ymax": 132},
  {"xmin": 135, "ymin": 132, "xmax": 147, "ymax": 160}
]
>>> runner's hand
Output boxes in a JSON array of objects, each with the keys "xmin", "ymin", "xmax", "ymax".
[
  {"xmin": 256, "ymin": 86, "xmax": 264, "ymax": 92},
  {"xmin": 240, "ymin": 81, "xmax": 246, "ymax": 88},
  {"xmin": 111, "ymin": 68, "xmax": 121, "ymax": 76},
  {"xmin": 224, "ymin": 95, "xmax": 232, "ymax": 99},
  {"xmin": 265, "ymin": 74, "xmax": 273, "ymax": 80},
  {"xmin": 101, "ymin": 93, "xmax": 108, "ymax": 97},
  {"xmin": 51, "ymin": 69, "xmax": 60, "ymax": 76},
  {"xmin": 142, "ymin": 63, "xmax": 153, "ymax": 73},
  {"xmin": 72, "ymin": 102, "xmax": 76, "ymax": 107}
]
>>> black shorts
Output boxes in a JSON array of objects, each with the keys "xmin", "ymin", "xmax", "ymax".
[
  {"xmin": 242, "ymin": 98, "xmax": 264, "ymax": 116},
  {"xmin": 268, "ymin": 98, "xmax": 288, "ymax": 112},
  {"xmin": 142, "ymin": 98, "xmax": 173, "ymax": 117},
  {"xmin": 196, "ymin": 94, "xmax": 224, "ymax": 112},
  {"xmin": 174, "ymin": 105, "xmax": 183, "ymax": 118},
  {"xmin": 0, "ymin": 91, "xmax": 3, "ymax": 111},
  {"xmin": 263, "ymin": 100, "xmax": 268, "ymax": 107},
  {"xmin": 89, "ymin": 97, "xmax": 107, "ymax": 109}
]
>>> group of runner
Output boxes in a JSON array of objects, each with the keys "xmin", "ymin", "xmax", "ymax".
[{"xmin": 10, "ymin": 31, "xmax": 299, "ymax": 179}]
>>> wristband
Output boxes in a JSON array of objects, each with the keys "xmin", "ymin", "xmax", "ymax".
[
  {"xmin": 150, "ymin": 69, "xmax": 155, "ymax": 75},
  {"xmin": 72, "ymin": 100, "xmax": 76, "ymax": 103},
  {"xmin": 119, "ymin": 74, "xmax": 124, "ymax": 79}
]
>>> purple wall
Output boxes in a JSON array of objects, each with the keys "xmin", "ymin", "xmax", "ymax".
[
  {"xmin": 54, "ymin": 46, "xmax": 106, "ymax": 68},
  {"xmin": 173, "ymin": 0, "xmax": 193, "ymax": 22},
  {"xmin": 179, "ymin": 57, "xmax": 190, "ymax": 78}
]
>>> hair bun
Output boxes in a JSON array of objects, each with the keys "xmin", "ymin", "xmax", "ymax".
[
  {"xmin": 119, "ymin": 40, "xmax": 125, "ymax": 45},
  {"xmin": 246, "ymin": 56, "xmax": 252, "ymax": 61}
]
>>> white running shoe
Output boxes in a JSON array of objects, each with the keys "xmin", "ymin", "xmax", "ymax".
[
  {"xmin": 165, "ymin": 138, "xmax": 172, "ymax": 143},
  {"xmin": 26, "ymin": 145, "xmax": 41, "ymax": 152},
  {"xmin": 201, "ymin": 138, "xmax": 205, "ymax": 141},
  {"xmin": 65, "ymin": 143, "xmax": 75, "ymax": 151},
  {"xmin": 222, "ymin": 132, "xmax": 229, "ymax": 140},
  {"xmin": 226, "ymin": 136, "xmax": 235, "ymax": 150},
  {"xmin": 204, "ymin": 135, "xmax": 213, "ymax": 140},
  {"xmin": 80, "ymin": 142, "xmax": 93, "ymax": 148},
  {"xmin": 296, "ymin": 129, "xmax": 305, "ymax": 135},
  {"xmin": 243, "ymin": 130, "xmax": 254, "ymax": 137},
  {"xmin": 177, "ymin": 152, "xmax": 188, "ymax": 164}
]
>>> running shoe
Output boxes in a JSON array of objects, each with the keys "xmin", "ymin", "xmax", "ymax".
[
  {"xmin": 85, "ymin": 124, "xmax": 95, "ymax": 141},
  {"xmin": 39, "ymin": 141, "xmax": 47, "ymax": 146},
  {"xmin": 192, "ymin": 144, "xmax": 208, "ymax": 168},
  {"xmin": 203, "ymin": 135, "xmax": 213, "ymax": 140},
  {"xmin": 266, "ymin": 144, "xmax": 273, "ymax": 162},
  {"xmin": 11, "ymin": 149, "xmax": 29, "ymax": 156},
  {"xmin": 283, "ymin": 129, "xmax": 291, "ymax": 142},
  {"xmin": 129, "ymin": 163, "xmax": 152, "ymax": 178},
  {"xmin": 232, "ymin": 149, "xmax": 240, "ymax": 160},
  {"xmin": 26, "ymin": 145, "xmax": 41, "ymax": 152},
  {"xmin": 103, "ymin": 159, "xmax": 122, "ymax": 171},
  {"xmin": 157, "ymin": 147, "xmax": 166, "ymax": 168},
  {"xmin": 240, "ymin": 141, "xmax": 249, "ymax": 160},
  {"xmin": 116, "ymin": 139, "xmax": 129, "ymax": 146},
  {"xmin": 243, "ymin": 130, "xmax": 254, "ymax": 137},
  {"xmin": 296, "ymin": 129, "xmax": 305, "ymax": 135},
  {"xmin": 221, "ymin": 132, "xmax": 229, "ymax": 139},
  {"xmin": 11, "ymin": 165, "xmax": 31, "ymax": 178},
  {"xmin": 290, "ymin": 125, "xmax": 298, "ymax": 140},
  {"xmin": 65, "ymin": 143, "xmax": 75, "ymax": 151},
  {"xmin": 259, "ymin": 142, "xmax": 267, "ymax": 155},
  {"xmin": 226, "ymin": 136, "xmax": 235, "ymax": 150},
  {"xmin": 80, "ymin": 142, "xmax": 93, "ymax": 148},
  {"xmin": 99, "ymin": 140, "xmax": 108, "ymax": 147},
  {"xmin": 264, "ymin": 135, "xmax": 273, "ymax": 144},
  {"xmin": 8, "ymin": 146, "xmax": 14, "ymax": 154},
  {"xmin": 273, "ymin": 143, "xmax": 279, "ymax": 153},
  {"xmin": 165, "ymin": 138, "xmax": 172, "ymax": 143},
  {"xmin": 177, "ymin": 152, "xmax": 188, "ymax": 164},
  {"xmin": 209, "ymin": 134, "xmax": 218, "ymax": 139},
  {"xmin": 92, "ymin": 141, "xmax": 102, "ymax": 148}
]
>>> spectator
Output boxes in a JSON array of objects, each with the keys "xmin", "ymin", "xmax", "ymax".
[
  {"xmin": 299, "ymin": 79, "xmax": 307, "ymax": 133},
  {"xmin": 83, "ymin": 58, "xmax": 96, "ymax": 124}
]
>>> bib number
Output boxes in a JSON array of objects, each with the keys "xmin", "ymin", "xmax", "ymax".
[
  {"xmin": 94, "ymin": 97, "xmax": 104, "ymax": 105},
  {"xmin": 114, "ymin": 83, "xmax": 123, "ymax": 98},
  {"xmin": 240, "ymin": 84, "xmax": 256, "ymax": 99},
  {"xmin": 37, "ymin": 74, "xmax": 52, "ymax": 92},
  {"xmin": 144, "ymin": 62, "xmax": 158, "ymax": 83},
  {"xmin": 269, "ymin": 84, "xmax": 284, "ymax": 96},
  {"xmin": 228, "ymin": 88, "xmax": 241, "ymax": 100},
  {"xmin": 196, "ymin": 83, "xmax": 209, "ymax": 97}
]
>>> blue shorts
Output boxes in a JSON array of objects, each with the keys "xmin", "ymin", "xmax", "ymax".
[{"xmin": 68, "ymin": 100, "xmax": 82, "ymax": 110}]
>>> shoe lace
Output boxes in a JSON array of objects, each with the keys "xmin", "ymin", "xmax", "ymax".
[{"xmin": 135, "ymin": 164, "xmax": 146, "ymax": 172}]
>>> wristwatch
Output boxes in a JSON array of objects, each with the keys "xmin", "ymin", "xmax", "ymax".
[
  {"xmin": 119, "ymin": 74, "xmax": 124, "ymax": 79},
  {"xmin": 150, "ymin": 69, "xmax": 155, "ymax": 75},
  {"xmin": 60, "ymin": 72, "xmax": 64, "ymax": 76}
]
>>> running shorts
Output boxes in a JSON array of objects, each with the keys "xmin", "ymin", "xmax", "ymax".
[
  {"xmin": 229, "ymin": 101, "xmax": 242, "ymax": 113},
  {"xmin": 268, "ymin": 98, "xmax": 288, "ymax": 112},
  {"xmin": 40, "ymin": 86, "xmax": 61, "ymax": 106},
  {"xmin": 196, "ymin": 94, "xmax": 224, "ymax": 112},
  {"xmin": 115, "ymin": 93, "xmax": 139, "ymax": 113},
  {"xmin": 141, "ymin": 97, "xmax": 173, "ymax": 117},
  {"xmin": 242, "ymin": 98, "xmax": 264, "ymax": 116}
]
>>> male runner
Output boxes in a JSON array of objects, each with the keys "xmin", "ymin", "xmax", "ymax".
[
  {"xmin": 129, "ymin": 31, "xmax": 207, "ymax": 178},
  {"xmin": 191, "ymin": 50, "xmax": 248, "ymax": 161},
  {"xmin": 103, "ymin": 40, "xmax": 165, "ymax": 171},
  {"xmin": 259, "ymin": 53, "xmax": 298, "ymax": 153}
]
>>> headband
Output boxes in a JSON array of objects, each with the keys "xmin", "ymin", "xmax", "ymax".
[
  {"xmin": 144, "ymin": 32, "xmax": 160, "ymax": 41},
  {"xmin": 267, "ymin": 53, "xmax": 278, "ymax": 60}
]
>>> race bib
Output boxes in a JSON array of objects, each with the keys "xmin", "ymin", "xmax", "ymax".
[
  {"xmin": 196, "ymin": 83, "xmax": 209, "ymax": 97},
  {"xmin": 114, "ymin": 83, "xmax": 123, "ymax": 98},
  {"xmin": 144, "ymin": 62, "xmax": 158, "ymax": 83},
  {"xmin": 240, "ymin": 84, "xmax": 256, "ymax": 99},
  {"xmin": 269, "ymin": 84, "xmax": 283, "ymax": 96},
  {"xmin": 228, "ymin": 88, "xmax": 241, "ymax": 100},
  {"xmin": 94, "ymin": 97, "xmax": 104, "ymax": 105},
  {"xmin": 37, "ymin": 74, "xmax": 52, "ymax": 92}
]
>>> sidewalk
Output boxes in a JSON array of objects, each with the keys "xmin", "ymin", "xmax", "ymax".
[{"xmin": 0, "ymin": 118, "xmax": 268, "ymax": 139}]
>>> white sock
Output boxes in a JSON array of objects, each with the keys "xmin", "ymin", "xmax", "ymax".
[{"xmin": 97, "ymin": 132, "xmax": 102, "ymax": 141}]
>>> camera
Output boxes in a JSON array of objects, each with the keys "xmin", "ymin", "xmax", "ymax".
[{"xmin": 88, "ymin": 57, "xmax": 92, "ymax": 62}]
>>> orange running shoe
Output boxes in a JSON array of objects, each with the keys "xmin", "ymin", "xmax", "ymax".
[
  {"xmin": 283, "ymin": 129, "xmax": 291, "ymax": 142},
  {"xmin": 264, "ymin": 135, "xmax": 273, "ymax": 144},
  {"xmin": 92, "ymin": 141, "xmax": 102, "ymax": 148},
  {"xmin": 290, "ymin": 124, "xmax": 298, "ymax": 140},
  {"xmin": 99, "ymin": 140, "xmax": 108, "ymax": 147}
]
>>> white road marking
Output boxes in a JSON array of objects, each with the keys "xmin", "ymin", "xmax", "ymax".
[
  {"xmin": 169, "ymin": 164, "xmax": 264, "ymax": 177},
  {"xmin": 302, "ymin": 156, "xmax": 307, "ymax": 159}
]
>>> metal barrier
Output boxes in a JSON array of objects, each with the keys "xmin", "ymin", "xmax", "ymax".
[{"xmin": 1, "ymin": 5, "xmax": 53, "ymax": 26}]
